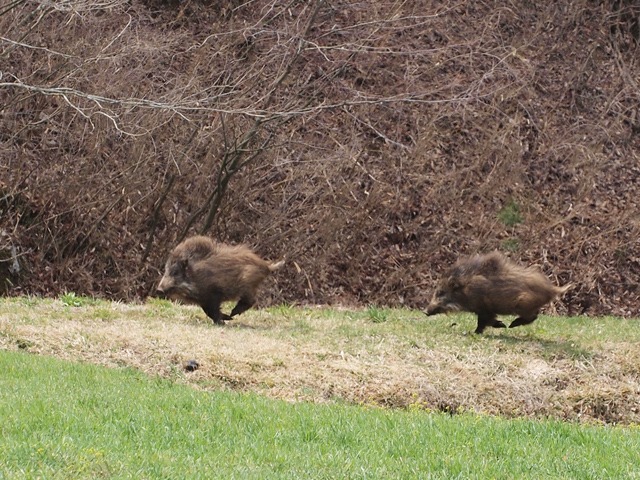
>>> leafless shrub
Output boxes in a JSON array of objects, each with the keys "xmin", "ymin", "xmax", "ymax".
[{"xmin": 0, "ymin": 1, "xmax": 638, "ymax": 316}]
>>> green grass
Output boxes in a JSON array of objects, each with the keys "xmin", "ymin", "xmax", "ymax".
[
  {"xmin": 1, "ymin": 350, "xmax": 639, "ymax": 479},
  {"xmin": 259, "ymin": 305, "xmax": 640, "ymax": 357},
  {"xmin": 1, "ymin": 297, "xmax": 640, "ymax": 477},
  {"xmin": 498, "ymin": 199, "xmax": 524, "ymax": 227},
  {"xmin": 59, "ymin": 292, "xmax": 99, "ymax": 307},
  {"xmin": 366, "ymin": 305, "xmax": 391, "ymax": 323},
  {"xmin": 501, "ymin": 237, "xmax": 520, "ymax": 252}
]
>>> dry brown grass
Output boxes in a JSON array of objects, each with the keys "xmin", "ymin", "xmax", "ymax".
[{"xmin": 2, "ymin": 297, "xmax": 639, "ymax": 425}]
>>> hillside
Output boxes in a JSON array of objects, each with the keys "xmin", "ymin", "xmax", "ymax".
[
  {"xmin": 2, "ymin": 299, "xmax": 640, "ymax": 425},
  {"xmin": 1, "ymin": 0, "xmax": 639, "ymax": 315}
]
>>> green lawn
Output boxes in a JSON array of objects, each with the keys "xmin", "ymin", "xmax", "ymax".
[{"xmin": 1, "ymin": 349, "xmax": 639, "ymax": 479}]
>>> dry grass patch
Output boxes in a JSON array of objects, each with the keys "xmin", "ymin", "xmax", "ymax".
[{"xmin": 1, "ymin": 297, "xmax": 639, "ymax": 424}]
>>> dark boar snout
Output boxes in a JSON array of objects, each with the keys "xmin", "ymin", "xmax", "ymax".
[
  {"xmin": 425, "ymin": 304, "xmax": 445, "ymax": 316},
  {"xmin": 156, "ymin": 275, "xmax": 174, "ymax": 296}
]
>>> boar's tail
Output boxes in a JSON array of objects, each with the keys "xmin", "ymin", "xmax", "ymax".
[
  {"xmin": 556, "ymin": 283, "xmax": 574, "ymax": 297},
  {"xmin": 269, "ymin": 259, "xmax": 285, "ymax": 272}
]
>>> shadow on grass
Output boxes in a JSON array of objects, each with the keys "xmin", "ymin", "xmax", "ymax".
[
  {"xmin": 183, "ymin": 318, "xmax": 267, "ymax": 330},
  {"xmin": 224, "ymin": 321, "xmax": 265, "ymax": 330},
  {"xmin": 484, "ymin": 332, "xmax": 594, "ymax": 360}
]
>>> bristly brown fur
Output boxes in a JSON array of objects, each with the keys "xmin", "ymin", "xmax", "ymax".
[
  {"xmin": 156, "ymin": 236, "xmax": 284, "ymax": 324},
  {"xmin": 425, "ymin": 251, "xmax": 571, "ymax": 334}
]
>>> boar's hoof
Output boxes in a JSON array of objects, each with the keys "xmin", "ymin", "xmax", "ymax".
[{"xmin": 509, "ymin": 316, "xmax": 537, "ymax": 328}]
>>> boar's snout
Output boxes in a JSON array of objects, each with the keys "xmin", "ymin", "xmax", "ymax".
[
  {"xmin": 156, "ymin": 276, "xmax": 173, "ymax": 296},
  {"xmin": 425, "ymin": 304, "xmax": 444, "ymax": 316}
]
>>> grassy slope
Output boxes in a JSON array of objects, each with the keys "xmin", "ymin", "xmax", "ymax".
[
  {"xmin": 1, "ymin": 296, "xmax": 639, "ymax": 426},
  {"xmin": 1, "ymin": 349, "xmax": 639, "ymax": 480}
]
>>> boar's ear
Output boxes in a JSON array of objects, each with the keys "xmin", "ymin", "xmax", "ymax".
[
  {"xmin": 170, "ymin": 257, "xmax": 189, "ymax": 276},
  {"xmin": 180, "ymin": 258, "xmax": 189, "ymax": 271},
  {"xmin": 447, "ymin": 277, "xmax": 462, "ymax": 291}
]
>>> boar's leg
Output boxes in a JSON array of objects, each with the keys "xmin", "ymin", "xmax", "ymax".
[
  {"xmin": 229, "ymin": 295, "xmax": 255, "ymax": 318},
  {"xmin": 509, "ymin": 314, "xmax": 538, "ymax": 328},
  {"xmin": 475, "ymin": 313, "xmax": 495, "ymax": 334},
  {"xmin": 201, "ymin": 294, "xmax": 226, "ymax": 325},
  {"xmin": 475, "ymin": 313, "xmax": 506, "ymax": 334}
]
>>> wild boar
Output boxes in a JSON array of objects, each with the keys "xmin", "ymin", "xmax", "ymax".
[
  {"xmin": 425, "ymin": 252, "xmax": 571, "ymax": 333},
  {"xmin": 156, "ymin": 236, "xmax": 284, "ymax": 324}
]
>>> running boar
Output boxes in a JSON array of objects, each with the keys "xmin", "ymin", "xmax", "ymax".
[
  {"xmin": 425, "ymin": 252, "xmax": 571, "ymax": 334},
  {"xmin": 156, "ymin": 236, "xmax": 284, "ymax": 324}
]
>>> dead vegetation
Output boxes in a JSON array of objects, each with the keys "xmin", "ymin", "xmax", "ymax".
[
  {"xmin": 1, "ymin": 1, "xmax": 639, "ymax": 315},
  {"xmin": 1, "ymin": 299, "xmax": 639, "ymax": 425}
]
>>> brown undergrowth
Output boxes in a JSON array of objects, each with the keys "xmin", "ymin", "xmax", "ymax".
[
  {"xmin": 1, "ymin": 1, "xmax": 639, "ymax": 315},
  {"xmin": 1, "ymin": 298, "xmax": 639, "ymax": 425}
]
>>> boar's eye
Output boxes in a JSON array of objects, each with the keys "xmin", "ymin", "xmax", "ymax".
[
  {"xmin": 170, "ymin": 258, "xmax": 188, "ymax": 277},
  {"xmin": 447, "ymin": 278, "xmax": 462, "ymax": 291}
]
